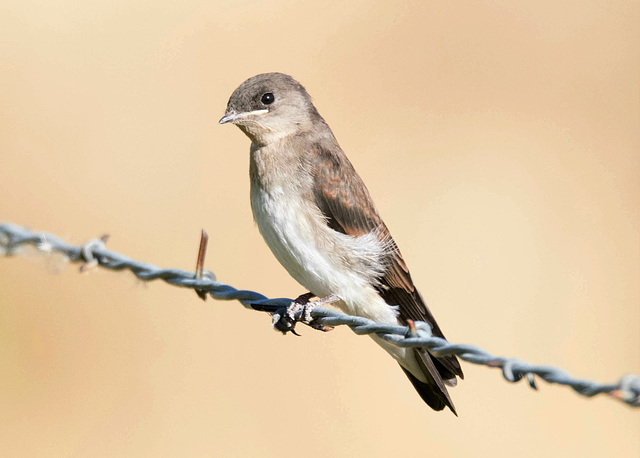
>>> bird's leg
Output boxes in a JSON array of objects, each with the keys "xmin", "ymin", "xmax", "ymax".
[
  {"xmin": 304, "ymin": 294, "xmax": 340, "ymax": 332},
  {"xmin": 273, "ymin": 293, "xmax": 339, "ymax": 335},
  {"xmin": 280, "ymin": 292, "xmax": 315, "ymax": 335},
  {"xmin": 287, "ymin": 292, "xmax": 316, "ymax": 321}
]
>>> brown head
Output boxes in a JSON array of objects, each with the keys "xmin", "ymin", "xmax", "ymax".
[{"xmin": 219, "ymin": 73, "xmax": 325, "ymax": 145}]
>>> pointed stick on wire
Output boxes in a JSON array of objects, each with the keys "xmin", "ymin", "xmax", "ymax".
[{"xmin": 194, "ymin": 230, "xmax": 209, "ymax": 301}]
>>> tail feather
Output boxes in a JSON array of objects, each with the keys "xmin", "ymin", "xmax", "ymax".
[{"xmin": 401, "ymin": 348, "xmax": 458, "ymax": 415}]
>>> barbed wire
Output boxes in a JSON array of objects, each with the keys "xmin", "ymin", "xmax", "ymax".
[{"xmin": 1, "ymin": 222, "xmax": 638, "ymax": 407}]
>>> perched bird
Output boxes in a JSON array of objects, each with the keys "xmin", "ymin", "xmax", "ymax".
[{"xmin": 220, "ymin": 73, "xmax": 463, "ymax": 414}]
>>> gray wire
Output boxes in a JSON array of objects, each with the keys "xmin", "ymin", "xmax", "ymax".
[{"xmin": 1, "ymin": 222, "xmax": 638, "ymax": 407}]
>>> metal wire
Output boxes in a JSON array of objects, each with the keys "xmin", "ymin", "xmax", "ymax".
[{"xmin": 1, "ymin": 222, "xmax": 638, "ymax": 407}]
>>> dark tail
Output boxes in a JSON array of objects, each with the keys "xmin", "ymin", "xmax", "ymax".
[{"xmin": 400, "ymin": 347, "xmax": 459, "ymax": 415}]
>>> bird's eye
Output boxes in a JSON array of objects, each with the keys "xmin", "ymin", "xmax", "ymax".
[{"xmin": 261, "ymin": 93, "xmax": 275, "ymax": 105}]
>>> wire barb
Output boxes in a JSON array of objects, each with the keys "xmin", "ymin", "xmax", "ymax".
[
  {"xmin": 1, "ymin": 222, "xmax": 638, "ymax": 408},
  {"xmin": 194, "ymin": 230, "xmax": 210, "ymax": 301}
]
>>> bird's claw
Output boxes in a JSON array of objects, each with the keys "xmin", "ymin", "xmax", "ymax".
[
  {"xmin": 272, "ymin": 292, "xmax": 336, "ymax": 335},
  {"xmin": 307, "ymin": 321, "xmax": 335, "ymax": 332},
  {"xmin": 271, "ymin": 311, "xmax": 296, "ymax": 334}
]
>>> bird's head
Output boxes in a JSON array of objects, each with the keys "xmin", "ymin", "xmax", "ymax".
[{"xmin": 219, "ymin": 73, "xmax": 320, "ymax": 145}]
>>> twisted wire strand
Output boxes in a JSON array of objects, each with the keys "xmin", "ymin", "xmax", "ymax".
[{"xmin": 1, "ymin": 222, "xmax": 638, "ymax": 407}]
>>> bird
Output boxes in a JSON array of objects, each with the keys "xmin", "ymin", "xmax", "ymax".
[{"xmin": 219, "ymin": 73, "xmax": 463, "ymax": 414}]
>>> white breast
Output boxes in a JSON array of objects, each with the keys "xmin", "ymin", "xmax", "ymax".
[{"xmin": 250, "ymin": 182, "xmax": 400, "ymax": 326}]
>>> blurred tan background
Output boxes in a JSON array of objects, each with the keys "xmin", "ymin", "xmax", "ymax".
[{"xmin": 1, "ymin": 1, "xmax": 638, "ymax": 456}]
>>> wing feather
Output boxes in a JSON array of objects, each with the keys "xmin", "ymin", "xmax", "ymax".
[{"xmin": 309, "ymin": 140, "xmax": 463, "ymax": 384}]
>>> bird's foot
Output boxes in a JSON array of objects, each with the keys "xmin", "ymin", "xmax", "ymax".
[
  {"xmin": 272, "ymin": 293, "xmax": 338, "ymax": 335},
  {"xmin": 285, "ymin": 292, "xmax": 315, "ymax": 336}
]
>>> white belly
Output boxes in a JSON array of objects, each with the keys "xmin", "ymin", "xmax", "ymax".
[
  {"xmin": 250, "ymin": 184, "xmax": 397, "ymax": 323},
  {"xmin": 250, "ymin": 182, "xmax": 428, "ymax": 381}
]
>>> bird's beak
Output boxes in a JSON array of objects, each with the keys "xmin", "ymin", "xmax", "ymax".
[
  {"xmin": 219, "ymin": 109, "xmax": 269, "ymax": 125},
  {"xmin": 218, "ymin": 111, "xmax": 238, "ymax": 125}
]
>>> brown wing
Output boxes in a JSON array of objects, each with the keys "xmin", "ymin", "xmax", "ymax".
[{"xmin": 309, "ymin": 140, "xmax": 464, "ymax": 390}]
